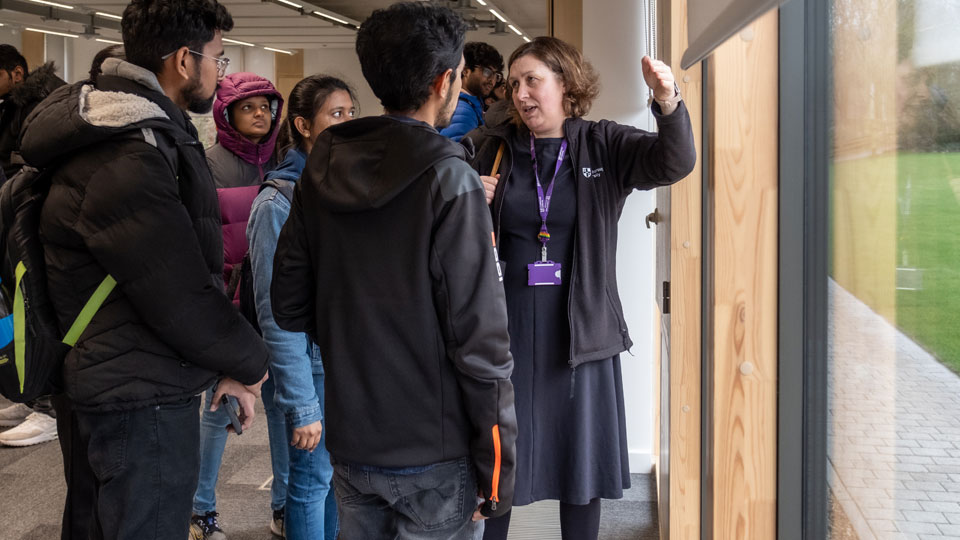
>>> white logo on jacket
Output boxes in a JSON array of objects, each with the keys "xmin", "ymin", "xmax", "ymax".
[{"xmin": 582, "ymin": 167, "xmax": 604, "ymax": 179}]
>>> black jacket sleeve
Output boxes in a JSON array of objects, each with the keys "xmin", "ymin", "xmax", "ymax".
[
  {"xmin": 76, "ymin": 147, "xmax": 268, "ymax": 384},
  {"xmin": 429, "ymin": 157, "xmax": 517, "ymax": 518},
  {"xmin": 270, "ymin": 180, "xmax": 317, "ymax": 339},
  {"xmin": 603, "ymin": 100, "xmax": 697, "ymax": 193}
]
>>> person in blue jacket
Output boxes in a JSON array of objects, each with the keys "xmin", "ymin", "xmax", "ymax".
[
  {"xmin": 246, "ymin": 74, "xmax": 357, "ymax": 540},
  {"xmin": 439, "ymin": 41, "xmax": 503, "ymax": 142}
]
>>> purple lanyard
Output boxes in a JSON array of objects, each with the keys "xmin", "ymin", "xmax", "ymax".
[{"xmin": 530, "ymin": 133, "xmax": 568, "ymax": 252}]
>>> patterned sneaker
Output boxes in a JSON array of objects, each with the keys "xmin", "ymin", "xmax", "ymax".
[
  {"xmin": 0, "ymin": 403, "xmax": 32, "ymax": 427},
  {"xmin": 270, "ymin": 508, "xmax": 284, "ymax": 538},
  {"xmin": 0, "ymin": 412, "xmax": 57, "ymax": 446},
  {"xmin": 188, "ymin": 511, "xmax": 227, "ymax": 540}
]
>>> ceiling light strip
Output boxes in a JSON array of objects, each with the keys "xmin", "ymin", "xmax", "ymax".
[
  {"xmin": 312, "ymin": 10, "xmax": 349, "ymax": 25},
  {"xmin": 223, "ymin": 37, "xmax": 255, "ymax": 47},
  {"xmin": 488, "ymin": 8, "xmax": 506, "ymax": 23},
  {"xmin": 264, "ymin": 46, "xmax": 294, "ymax": 55},
  {"xmin": 274, "ymin": 0, "xmax": 302, "ymax": 8},
  {"xmin": 29, "ymin": 0, "xmax": 73, "ymax": 9},
  {"xmin": 96, "ymin": 38, "xmax": 123, "ymax": 45},
  {"xmin": 475, "ymin": 0, "xmax": 487, "ymax": 5},
  {"xmin": 95, "ymin": 11, "xmax": 122, "ymax": 20},
  {"xmin": 26, "ymin": 26, "xmax": 78, "ymax": 37}
]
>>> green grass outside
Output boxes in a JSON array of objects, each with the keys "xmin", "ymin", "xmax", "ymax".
[{"xmin": 893, "ymin": 152, "xmax": 960, "ymax": 373}]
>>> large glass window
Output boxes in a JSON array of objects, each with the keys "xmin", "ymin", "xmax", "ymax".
[{"xmin": 828, "ymin": 0, "xmax": 960, "ymax": 537}]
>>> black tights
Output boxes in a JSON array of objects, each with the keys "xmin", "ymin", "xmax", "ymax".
[{"xmin": 482, "ymin": 498, "xmax": 602, "ymax": 540}]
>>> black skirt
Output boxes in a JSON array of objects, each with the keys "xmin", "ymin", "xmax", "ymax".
[{"xmin": 499, "ymin": 132, "xmax": 631, "ymax": 506}]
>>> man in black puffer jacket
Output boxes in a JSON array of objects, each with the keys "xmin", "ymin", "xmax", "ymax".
[{"xmin": 20, "ymin": 0, "xmax": 268, "ymax": 538}]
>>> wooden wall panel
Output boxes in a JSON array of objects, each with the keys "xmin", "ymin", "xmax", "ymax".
[
  {"xmin": 21, "ymin": 31, "xmax": 43, "ymax": 76},
  {"xmin": 708, "ymin": 11, "xmax": 779, "ymax": 540},
  {"xmin": 547, "ymin": 0, "xmax": 583, "ymax": 50},
  {"xmin": 659, "ymin": 0, "xmax": 703, "ymax": 537},
  {"xmin": 274, "ymin": 49, "xmax": 304, "ymax": 105}
]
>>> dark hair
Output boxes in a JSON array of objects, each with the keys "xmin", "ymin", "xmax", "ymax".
[
  {"xmin": 275, "ymin": 74, "xmax": 357, "ymax": 159},
  {"xmin": 356, "ymin": 2, "xmax": 466, "ymax": 113},
  {"xmin": 0, "ymin": 45, "xmax": 27, "ymax": 74},
  {"xmin": 508, "ymin": 36, "xmax": 600, "ymax": 121},
  {"xmin": 89, "ymin": 45, "xmax": 125, "ymax": 82},
  {"xmin": 121, "ymin": 0, "xmax": 234, "ymax": 74},
  {"xmin": 464, "ymin": 42, "xmax": 503, "ymax": 72}
]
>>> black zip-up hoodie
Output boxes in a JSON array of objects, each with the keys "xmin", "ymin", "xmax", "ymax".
[
  {"xmin": 271, "ymin": 115, "xmax": 517, "ymax": 518},
  {"xmin": 465, "ymin": 101, "xmax": 696, "ymax": 368}
]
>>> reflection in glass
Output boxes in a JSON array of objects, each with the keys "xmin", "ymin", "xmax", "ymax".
[{"xmin": 829, "ymin": 0, "xmax": 960, "ymax": 537}]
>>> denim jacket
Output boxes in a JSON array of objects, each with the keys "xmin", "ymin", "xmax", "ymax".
[{"xmin": 247, "ymin": 147, "xmax": 323, "ymax": 428}]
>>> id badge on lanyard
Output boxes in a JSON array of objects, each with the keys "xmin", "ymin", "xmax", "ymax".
[{"xmin": 527, "ymin": 135, "xmax": 568, "ymax": 287}]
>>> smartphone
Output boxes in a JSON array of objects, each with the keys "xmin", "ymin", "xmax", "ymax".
[{"xmin": 221, "ymin": 394, "xmax": 243, "ymax": 435}]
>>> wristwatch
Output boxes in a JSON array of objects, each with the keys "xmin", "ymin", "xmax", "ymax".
[{"xmin": 655, "ymin": 82, "xmax": 682, "ymax": 109}]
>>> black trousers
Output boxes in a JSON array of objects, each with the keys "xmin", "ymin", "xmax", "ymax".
[
  {"xmin": 482, "ymin": 498, "xmax": 602, "ymax": 540},
  {"xmin": 53, "ymin": 394, "xmax": 95, "ymax": 540},
  {"xmin": 72, "ymin": 396, "xmax": 201, "ymax": 540}
]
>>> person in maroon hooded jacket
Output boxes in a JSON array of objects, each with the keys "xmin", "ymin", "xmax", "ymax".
[{"xmin": 189, "ymin": 71, "xmax": 285, "ymax": 540}]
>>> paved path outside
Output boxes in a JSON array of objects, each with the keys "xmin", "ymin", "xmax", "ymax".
[
  {"xmin": 829, "ymin": 280, "xmax": 960, "ymax": 539},
  {"xmin": 0, "ymin": 397, "xmax": 657, "ymax": 540}
]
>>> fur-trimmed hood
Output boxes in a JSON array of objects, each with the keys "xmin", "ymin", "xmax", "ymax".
[
  {"xmin": 20, "ymin": 59, "xmax": 187, "ymax": 169},
  {"xmin": 9, "ymin": 62, "xmax": 64, "ymax": 107}
]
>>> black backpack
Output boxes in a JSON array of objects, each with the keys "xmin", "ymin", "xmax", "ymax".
[
  {"xmin": 0, "ymin": 167, "xmax": 114, "ymax": 402},
  {"xmin": 231, "ymin": 178, "xmax": 295, "ymax": 336}
]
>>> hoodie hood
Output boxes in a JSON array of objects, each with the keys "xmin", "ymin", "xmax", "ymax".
[
  {"xmin": 265, "ymin": 147, "xmax": 307, "ymax": 183},
  {"xmin": 304, "ymin": 115, "xmax": 468, "ymax": 213},
  {"xmin": 213, "ymin": 72, "xmax": 283, "ymax": 167},
  {"xmin": 20, "ymin": 59, "xmax": 189, "ymax": 169},
  {"xmin": 9, "ymin": 62, "xmax": 65, "ymax": 107}
]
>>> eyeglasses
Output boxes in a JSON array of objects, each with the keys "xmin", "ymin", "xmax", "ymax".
[
  {"xmin": 480, "ymin": 67, "xmax": 503, "ymax": 82},
  {"xmin": 161, "ymin": 49, "xmax": 230, "ymax": 78}
]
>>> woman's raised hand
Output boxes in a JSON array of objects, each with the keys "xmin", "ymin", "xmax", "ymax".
[{"xmin": 641, "ymin": 56, "xmax": 677, "ymax": 102}]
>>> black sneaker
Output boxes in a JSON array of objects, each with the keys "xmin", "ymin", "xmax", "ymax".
[
  {"xmin": 188, "ymin": 511, "xmax": 227, "ymax": 540},
  {"xmin": 270, "ymin": 508, "xmax": 285, "ymax": 538}
]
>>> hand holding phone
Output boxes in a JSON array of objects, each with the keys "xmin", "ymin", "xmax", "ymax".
[{"xmin": 221, "ymin": 394, "xmax": 243, "ymax": 435}]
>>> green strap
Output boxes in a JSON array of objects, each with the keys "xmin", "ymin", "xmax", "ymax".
[
  {"xmin": 62, "ymin": 275, "xmax": 116, "ymax": 347},
  {"xmin": 13, "ymin": 261, "xmax": 25, "ymax": 392}
]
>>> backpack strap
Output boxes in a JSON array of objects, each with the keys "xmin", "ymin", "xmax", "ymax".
[
  {"xmin": 260, "ymin": 178, "xmax": 295, "ymax": 203},
  {"xmin": 61, "ymin": 274, "xmax": 116, "ymax": 347}
]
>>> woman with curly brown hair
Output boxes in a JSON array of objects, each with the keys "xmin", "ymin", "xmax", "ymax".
[{"xmin": 464, "ymin": 36, "xmax": 696, "ymax": 540}]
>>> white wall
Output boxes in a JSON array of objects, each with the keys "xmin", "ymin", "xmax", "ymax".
[
  {"xmin": 303, "ymin": 46, "xmax": 381, "ymax": 117},
  {"xmin": 583, "ymin": 0, "xmax": 658, "ymax": 473}
]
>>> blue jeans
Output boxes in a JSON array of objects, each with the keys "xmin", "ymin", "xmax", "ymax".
[
  {"xmin": 76, "ymin": 396, "xmax": 201, "ymax": 540},
  {"xmin": 192, "ymin": 378, "xmax": 289, "ymax": 514},
  {"xmin": 282, "ymin": 372, "xmax": 337, "ymax": 540},
  {"xmin": 332, "ymin": 457, "xmax": 482, "ymax": 540}
]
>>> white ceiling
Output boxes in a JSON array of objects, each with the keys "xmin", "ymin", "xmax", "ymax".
[{"xmin": 0, "ymin": 0, "xmax": 546, "ymax": 52}]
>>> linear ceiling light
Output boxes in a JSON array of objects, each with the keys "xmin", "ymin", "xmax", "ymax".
[
  {"xmin": 28, "ymin": 0, "xmax": 73, "ymax": 9},
  {"xmin": 507, "ymin": 24, "xmax": 522, "ymax": 36},
  {"xmin": 488, "ymin": 8, "xmax": 506, "ymax": 23},
  {"xmin": 223, "ymin": 37, "xmax": 255, "ymax": 47},
  {"xmin": 475, "ymin": 0, "xmax": 487, "ymax": 5},
  {"xmin": 96, "ymin": 38, "xmax": 123, "ymax": 45},
  {"xmin": 264, "ymin": 46, "xmax": 294, "ymax": 55},
  {"xmin": 312, "ymin": 10, "xmax": 349, "ymax": 25},
  {"xmin": 95, "ymin": 11, "xmax": 122, "ymax": 20},
  {"xmin": 523, "ymin": 36, "xmax": 531, "ymax": 43},
  {"xmin": 274, "ymin": 0, "xmax": 302, "ymax": 8},
  {"xmin": 26, "ymin": 27, "xmax": 78, "ymax": 37}
]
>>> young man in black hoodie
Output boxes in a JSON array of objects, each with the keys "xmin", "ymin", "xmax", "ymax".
[
  {"xmin": 271, "ymin": 2, "xmax": 517, "ymax": 539},
  {"xmin": 21, "ymin": 0, "xmax": 269, "ymax": 538}
]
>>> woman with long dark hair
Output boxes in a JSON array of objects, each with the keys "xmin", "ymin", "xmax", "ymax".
[{"xmin": 247, "ymin": 74, "xmax": 357, "ymax": 540}]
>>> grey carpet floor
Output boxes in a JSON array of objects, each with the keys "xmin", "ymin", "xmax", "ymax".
[{"xmin": 0, "ymin": 397, "xmax": 658, "ymax": 540}]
